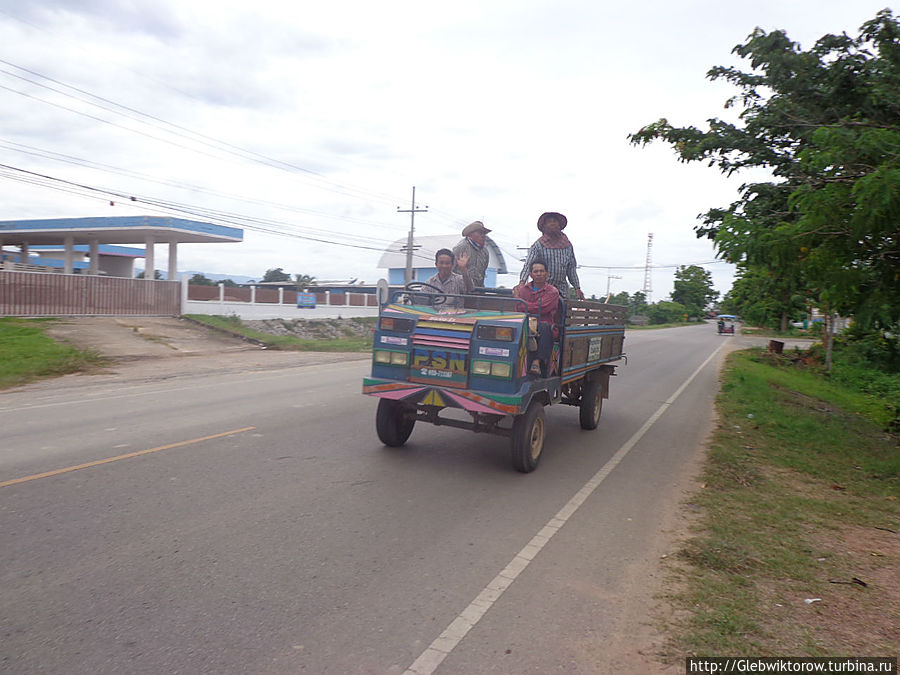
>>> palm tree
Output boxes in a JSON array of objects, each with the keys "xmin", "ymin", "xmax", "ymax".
[{"xmin": 294, "ymin": 273, "xmax": 317, "ymax": 291}]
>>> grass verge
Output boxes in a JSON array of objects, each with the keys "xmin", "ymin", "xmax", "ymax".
[
  {"xmin": 183, "ymin": 314, "xmax": 374, "ymax": 352},
  {"xmin": 0, "ymin": 318, "xmax": 109, "ymax": 389},
  {"xmin": 664, "ymin": 347, "xmax": 899, "ymax": 659}
]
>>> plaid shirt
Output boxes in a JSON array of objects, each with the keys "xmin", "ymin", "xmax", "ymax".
[
  {"xmin": 519, "ymin": 241, "xmax": 580, "ymax": 297},
  {"xmin": 452, "ymin": 237, "xmax": 490, "ymax": 287}
]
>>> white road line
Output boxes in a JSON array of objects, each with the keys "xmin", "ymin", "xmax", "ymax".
[{"xmin": 405, "ymin": 340, "xmax": 728, "ymax": 675}]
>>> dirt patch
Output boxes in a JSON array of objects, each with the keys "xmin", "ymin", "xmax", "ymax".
[
  {"xmin": 805, "ymin": 525, "xmax": 900, "ymax": 653},
  {"xmin": 43, "ymin": 316, "xmax": 258, "ymax": 360},
  {"xmin": 746, "ymin": 524, "xmax": 900, "ymax": 656},
  {"xmin": 13, "ymin": 316, "xmax": 369, "ymax": 391}
]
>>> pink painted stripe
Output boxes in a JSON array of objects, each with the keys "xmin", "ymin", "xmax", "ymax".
[
  {"xmin": 444, "ymin": 391, "xmax": 502, "ymax": 414},
  {"xmin": 374, "ymin": 387, "xmax": 425, "ymax": 401},
  {"xmin": 413, "ymin": 338, "xmax": 470, "ymax": 349}
]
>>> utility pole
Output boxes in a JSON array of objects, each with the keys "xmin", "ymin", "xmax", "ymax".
[
  {"xmin": 606, "ymin": 274, "xmax": 622, "ymax": 297},
  {"xmin": 397, "ymin": 186, "xmax": 428, "ymax": 284}
]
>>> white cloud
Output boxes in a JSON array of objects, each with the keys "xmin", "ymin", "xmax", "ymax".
[{"xmin": 0, "ymin": 0, "xmax": 891, "ymax": 297}]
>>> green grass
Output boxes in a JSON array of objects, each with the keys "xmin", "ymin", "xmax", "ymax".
[
  {"xmin": 0, "ymin": 318, "xmax": 108, "ymax": 388},
  {"xmin": 184, "ymin": 314, "xmax": 374, "ymax": 352},
  {"xmin": 740, "ymin": 325, "xmax": 819, "ymax": 339},
  {"xmin": 666, "ymin": 348, "xmax": 899, "ymax": 659}
]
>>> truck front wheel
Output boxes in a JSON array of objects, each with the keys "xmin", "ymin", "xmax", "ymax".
[
  {"xmin": 375, "ymin": 399, "xmax": 415, "ymax": 447},
  {"xmin": 579, "ymin": 378, "xmax": 603, "ymax": 430},
  {"xmin": 510, "ymin": 401, "xmax": 546, "ymax": 473}
]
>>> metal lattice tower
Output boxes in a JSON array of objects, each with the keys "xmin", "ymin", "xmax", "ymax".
[{"xmin": 642, "ymin": 232, "xmax": 654, "ymax": 303}]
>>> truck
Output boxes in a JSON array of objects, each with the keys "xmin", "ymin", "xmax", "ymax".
[{"xmin": 362, "ymin": 283, "xmax": 627, "ymax": 472}]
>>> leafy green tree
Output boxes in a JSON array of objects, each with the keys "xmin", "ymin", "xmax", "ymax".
[
  {"xmin": 220, "ymin": 279, "xmax": 239, "ymax": 287},
  {"xmin": 630, "ymin": 9, "xmax": 900, "ymax": 354},
  {"xmin": 720, "ymin": 264, "xmax": 808, "ymax": 329},
  {"xmin": 671, "ymin": 265, "xmax": 719, "ymax": 317},
  {"xmin": 608, "ymin": 291, "xmax": 630, "ymax": 306},
  {"xmin": 647, "ymin": 300, "xmax": 688, "ymax": 325},
  {"xmin": 136, "ymin": 269, "xmax": 162, "ymax": 279},
  {"xmin": 262, "ymin": 268, "xmax": 292, "ymax": 283},
  {"xmin": 190, "ymin": 273, "xmax": 215, "ymax": 286},
  {"xmin": 628, "ymin": 290, "xmax": 648, "ymax": 315}
]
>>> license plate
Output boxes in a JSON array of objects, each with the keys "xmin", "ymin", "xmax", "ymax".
[{"xmin": 411, "ymin": 349, "xmax": 467, "ymax": 382}]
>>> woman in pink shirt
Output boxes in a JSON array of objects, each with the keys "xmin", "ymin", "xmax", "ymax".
[{"xmin": 516, "ymin": 259, "xmax": 561, "ymax": 376}]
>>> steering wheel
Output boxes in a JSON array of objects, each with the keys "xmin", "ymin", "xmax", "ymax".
[{"xmin": 404, "ymin": 281, "xmax": 447, "ymax": 306}]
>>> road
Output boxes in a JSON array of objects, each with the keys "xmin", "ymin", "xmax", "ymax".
[{"xmin": 1, "ymin": 325, "xmax": 757, "ymax": 673}]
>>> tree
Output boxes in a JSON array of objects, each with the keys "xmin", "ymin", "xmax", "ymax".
[
  {"xmin": 630, "ymin": 9, "xmax": 900, "ymax": 345},
  {"xmin": 671, "ymin": 265, "xmax": 719, "ymax": 317},
  {"xmin": 190, "ymin": 273, "xmax": 215, "ymax": 286},
  {"xmin": 720, "ymin": 264, "xmax": 808, "ymax": 329},
  {"xmin": 628, "ymin": 290, "xmax": 648, "ymax": 315},
  {"xmin": 294, "ymin": 273, "xmax": 317, "ymax": 290},
  {"xmin": 262, "ymin": 267, "xmax": 291, "ymax": 283},
  {"xmin": 136, "ymin": 269, "xmax": 162, "ymax": 279},
  {"xmin": 647, "ymin": 300, "xmax": 688, "ymax": 325}
]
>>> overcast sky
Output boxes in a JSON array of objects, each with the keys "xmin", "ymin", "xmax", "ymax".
[{"xmin": 0, "ymin": 1, "xmax": 890, "ymax": 300}]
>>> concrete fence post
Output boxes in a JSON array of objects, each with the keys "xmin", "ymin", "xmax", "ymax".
[{"xmin": 218, "ymin": 283, "xmax": 225, "ymax": 303}]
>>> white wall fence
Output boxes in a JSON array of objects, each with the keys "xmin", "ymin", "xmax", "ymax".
[{"xmin": 181, "ymin": 279, "xmax": 379, "ymax": 319}]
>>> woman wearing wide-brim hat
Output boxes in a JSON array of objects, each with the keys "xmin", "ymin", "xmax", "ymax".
[{"xmin": 517, "ymin": 212, "xmax": 584, "ymax": 300}]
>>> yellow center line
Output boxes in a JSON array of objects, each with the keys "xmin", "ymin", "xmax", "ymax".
[{"xmin": 0, "ymin": 426, "xmax": 257, "ymax": 488}]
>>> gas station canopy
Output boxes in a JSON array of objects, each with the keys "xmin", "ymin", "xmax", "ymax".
[{"xmin": 0, "ymin": 215, "xmax": 243, "ymax": 277}]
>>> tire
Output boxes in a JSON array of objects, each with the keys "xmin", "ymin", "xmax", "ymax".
[
  {"xmin": 579, "ymin": 378, "xmax": 603, "ymax": 430},
  {"xmin": 375, "ymin": 399, "xmax": 415, "ymax": 447},
  {"xmin": 510, "ymin": 401, "xmax": 546, "ymax": 473}
]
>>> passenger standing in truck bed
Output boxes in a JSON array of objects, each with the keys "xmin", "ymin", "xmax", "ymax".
[
  {"xmin": 452, "ymin": 221, "xmax": 491, "ymax": 288},
  {"xmin": 517, "ymin": 211, "xmax": 584, "ymax": 300}
]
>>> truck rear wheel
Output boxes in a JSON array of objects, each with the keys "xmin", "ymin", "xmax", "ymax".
[
  {"xmin": 579, "ymin": 378, "xmax": 603, "ymax": 430},
  {"xmin": 511, "ymin": 401, "xmax": 546, "ymax": 473},
  {"xmin": 375, "ymin": 399, "xmax": 415, "ymax": 447}
]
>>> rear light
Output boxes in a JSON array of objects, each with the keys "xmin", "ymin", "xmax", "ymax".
[
  {"xmin": 477, "ymin": 325, "xmax": 515, "ymax": 341},
  {"xmin": 374, "ymin": 350, "xmax": 391, "ymax": 364}
]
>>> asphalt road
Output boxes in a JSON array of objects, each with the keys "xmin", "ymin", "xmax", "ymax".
[{"xmin": 0, "ymin": 326, "xmax": 785, "ymax": 673}]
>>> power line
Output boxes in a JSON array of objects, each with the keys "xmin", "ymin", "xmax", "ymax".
[
  {"xmin": 0, "ymin": 58, "xmax": 408, "ymax": 208},
  {"xmin": 0, "ymin": 138, "xmax": 413, "ymax": 236},
  {"xmin": 0, "ymin": 164, "xmax": 403, "ymax": 254}
]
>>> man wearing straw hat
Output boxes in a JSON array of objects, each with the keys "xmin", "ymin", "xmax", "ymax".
[{"xmin": 452, "ymin": 220, "xmax": 492, "ymax": 288}]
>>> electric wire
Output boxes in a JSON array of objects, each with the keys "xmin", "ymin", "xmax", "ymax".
[{"xmin": 0, "ymin": 57, "xmax": 732, "ymax": 278}]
